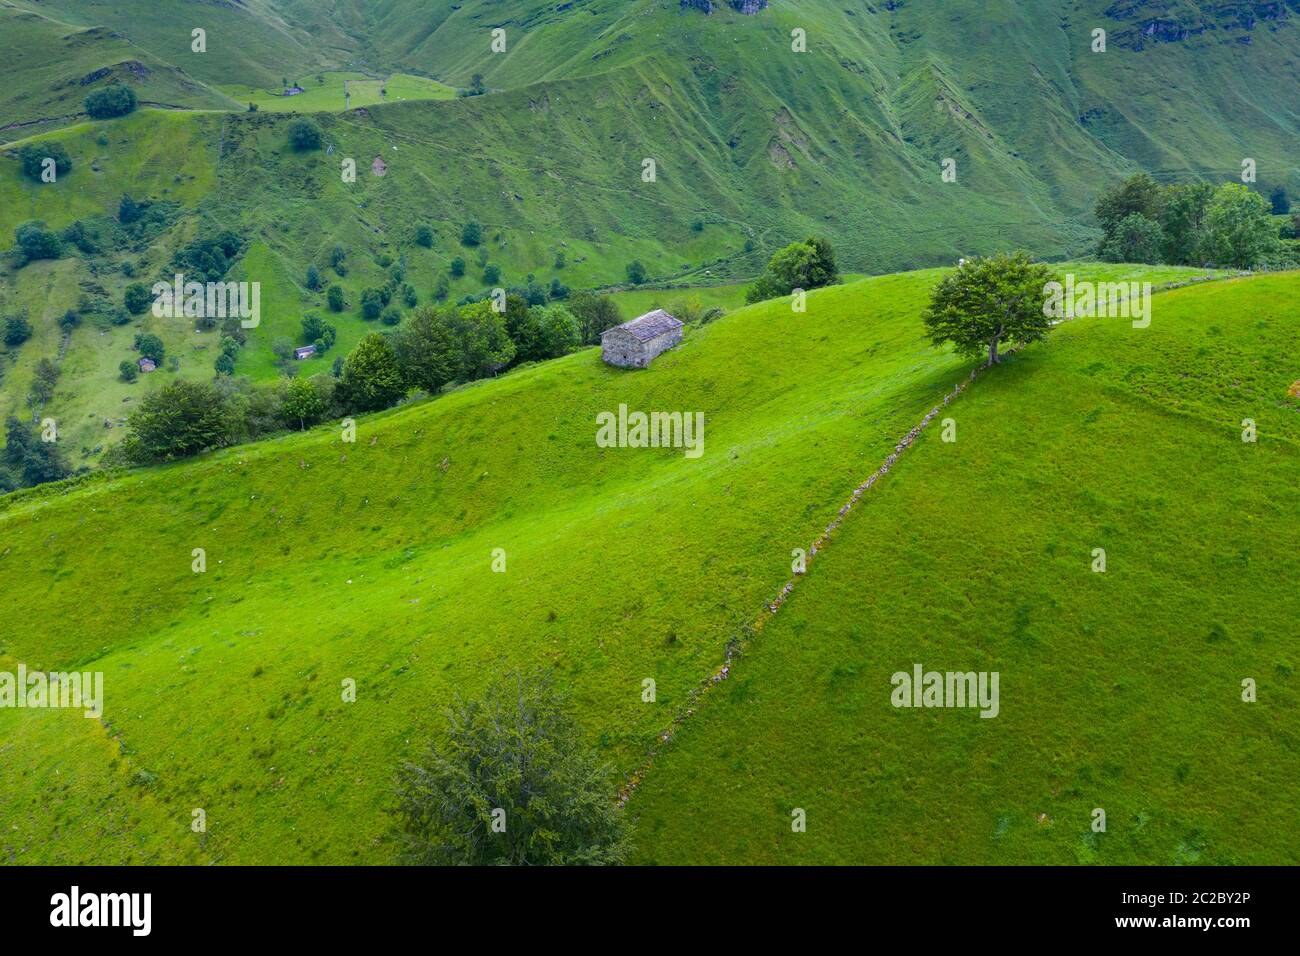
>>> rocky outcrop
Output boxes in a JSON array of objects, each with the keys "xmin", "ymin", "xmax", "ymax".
[
  {"xmin": 1105, "ymin": 1, "xmax": 1296, "ymax": 50},
  {"xmin": 680, "ymin": 0, "xmax": 769, "ymax": 13}
]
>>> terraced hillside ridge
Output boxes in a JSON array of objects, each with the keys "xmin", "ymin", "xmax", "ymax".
[
  {"xmin": 628, "ymin": 271, "xmax": 1300, "ymax": 865},
  {"xmin": 0, "ymin": 263, "xmax": 1257, "ymax": 865}
]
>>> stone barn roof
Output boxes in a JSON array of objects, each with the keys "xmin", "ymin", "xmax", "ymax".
[{"xmin": 614, "ymin": 309, "xmax": 682, "ymax": 342}]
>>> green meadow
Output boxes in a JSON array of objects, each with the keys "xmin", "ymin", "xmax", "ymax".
[
  {"xmin": 0, "ymin": 0, "xmax": 1297, "ymax": 869},
  {"xmin": 629, "ymin": 273, "xmax": 1300, "ymax": 865},
  {"xmin": 217, "ymin": 73, "xmax": 457, "ymax": 114},
  {"xmin": 4, "ymin": 265, "xmax": 1292, "ymax": 865}
]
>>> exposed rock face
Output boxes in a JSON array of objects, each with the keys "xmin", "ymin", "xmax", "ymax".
[
  {"xmin": 680, "ymin": 0, "xmax": 769, "ymax": 13},
  {"xmin": 1104, "ymin": 0, "xmax": 1296, "ymax": 50}
]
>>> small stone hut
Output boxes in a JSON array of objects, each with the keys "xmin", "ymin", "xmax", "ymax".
[{"xmin": 601, "ymin": 309, "xmax": 683, "ymax": 368}]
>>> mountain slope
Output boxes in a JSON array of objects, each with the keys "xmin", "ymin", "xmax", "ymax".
[
  {"xmin": 628, "ymin": 270, "xmax": 1300, "ymax": 864},
  {"xmin": 0, "ymin": 5, "xmax": 239, "ymax": 145},
  {"xmin": 0, "ymin": 267, "xmax": 979, "ymax": 863},
  {"xmin": 2, "ymin": 265, "xmax": 1290, "ymax": 864}
]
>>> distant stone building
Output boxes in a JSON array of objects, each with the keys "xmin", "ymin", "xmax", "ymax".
[
  {"xmin": 601, "ymin": 309, "xmax": 682, "ymax": 368},
  {"xmin": 137, "ymin": 356, "xmax": 156, "ymax": 373}
]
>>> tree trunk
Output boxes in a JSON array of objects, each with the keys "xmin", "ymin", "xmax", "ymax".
[{"xmin": 987, "ymin": 334, "xmax": 1000, "ymax": 366}]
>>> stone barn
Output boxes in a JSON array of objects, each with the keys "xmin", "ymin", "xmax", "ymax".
[{"xmin": 601, "ymin": 309, "xmax": 683, "ymax": 368}]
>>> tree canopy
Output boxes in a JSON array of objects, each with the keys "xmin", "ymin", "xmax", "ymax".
[
  {"xmin": 923, "ymin": 252, "xmax": 1056, "ymax": 366},
  {"xmin": 337, "ymin": 332, "xmax": 406, "ymax": 412},
  {"xmin": 123, "ymin": 380, "xmax": 232, "ymax": 463},
  {"xmin": 84, "ymin": 85, "xmax": 137, "ymax": 119},
  {"xmin": 745, "ymin": 236, "xmax": 838, "ymax": 303},
  {"xmin": 395, "ymin": 671, "xmax": 632, "ymax": 866}
]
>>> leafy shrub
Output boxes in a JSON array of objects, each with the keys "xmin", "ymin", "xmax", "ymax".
[
  {"xmin": 744, "ymin": 237, "xmax": 838, "ymax": 303},
  {"xmin": 124, "ymin": 283, "xmax": 153, "ymax": 315},
  {"xmin": 287, "ymin": 118, "xmax": 323, "ymax": 151},
  {"xmin": 14, "ymin": 222, "xmax": 62, "ymax": 262},
  {"xmin": 395, "ymin": 671, "xmax": 631, "ymax": 866},
  {"xmin": 4, "ymin": 315, "xmax": 33, "ymax": 347},
  {"xmin": 360, "ymin": 288, "xmax": 384, "ymax": 321},
  {"xmin": 18, "ymin": 143, "xmax": 72, "ymax": 182},
  {"xmin": 84, "ymin": 85, "xmax": 138, "ymax": 119}
]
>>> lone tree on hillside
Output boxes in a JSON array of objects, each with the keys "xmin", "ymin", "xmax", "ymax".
[
  {"xmin": 923, "ymin": 252, "xmax": 1056, "ymax": 367},
  {"xmin": 287, "ymin": 118, "xmax": 323, "ymax": 151},
  {"xmin": 395, "ymin": 670, "xmax": 632, "ymax": 866}
]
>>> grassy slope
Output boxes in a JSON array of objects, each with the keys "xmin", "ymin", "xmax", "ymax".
[
  {"xmin": 0, "ymin": 5, "xmax": 239, "ymax": 145},
  {"xmin": 628, "ymin": 271, "xmax": 1300, "ymax": 865},
  {"xmin": 0, "ymin": 269, "xmax": 974, "ymax": 863},
  {"xmin": 0, "ymin": 111, "xmax": 225, "ymax": 465},
  {"xmin": 7, "ymin": 0, "xmax": 361, "ymax": 89},
  {"xmin": 0, "ymin": 264, "xmax": 1239, "ymax": 864},
  {"xmin": 216, "ymin": 72, "xmax": 456, "ymax": 113},
  {"xmin": 0, "ymin": 1, "xmax": 1294, "ymax": 467}
]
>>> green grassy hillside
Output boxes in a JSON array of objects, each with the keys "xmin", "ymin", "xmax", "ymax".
[
  {"xmin": 0, "ymin": 268, "xmax": 968, "ymax": 863},
  {"xmin": 1, "ymin": 264, "xmax": 1274, "ymax": 865},
  {"xmin": 5, "ymin": 0, "xmax": 363, "ymax": 90},
  {"xmin": 216, "ymin": 73, "xmax": 456, "ymax": 114},
  {"xmin": 1, "ymin": 0, "xmax": 1295, "ymax": 468},
  {"xmin": 628, "ymin": 271, "xmax": 1300, "ymax": 864},
  {"xmin": 0, "ymin": 5, "xmax": 238, "ymax": 145}
]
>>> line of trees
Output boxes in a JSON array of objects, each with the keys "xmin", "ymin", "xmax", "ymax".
[
  {"xmin": 112, "ymin": 291, "xmax": 624, "ymax": 466},
  {"xmin": 1094, "ymin": 175, "xmax": 1297, "ymax": 270}
]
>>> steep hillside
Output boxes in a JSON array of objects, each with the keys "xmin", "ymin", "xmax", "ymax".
[
  {"xmin": 0, "ymin": 268, "xmax": 969, "ymax": 862},
  {"xmin": 628, "ymin": 271, "xmax": 1300, "ymax": 864},
  {"xmin": 0, "ymin": 5, "xmax": 238, "ymax": 145},
  {"xmin": 0, "ymin": 264, "xmax": 1251, "ymax": 864},
  {"xmin": 5, "ymin": 0, "xmax": 364, "ymax": 89},
  {"xmin": 1, "ymin": 0, "xmax": 1295, "ymax": 476}
]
